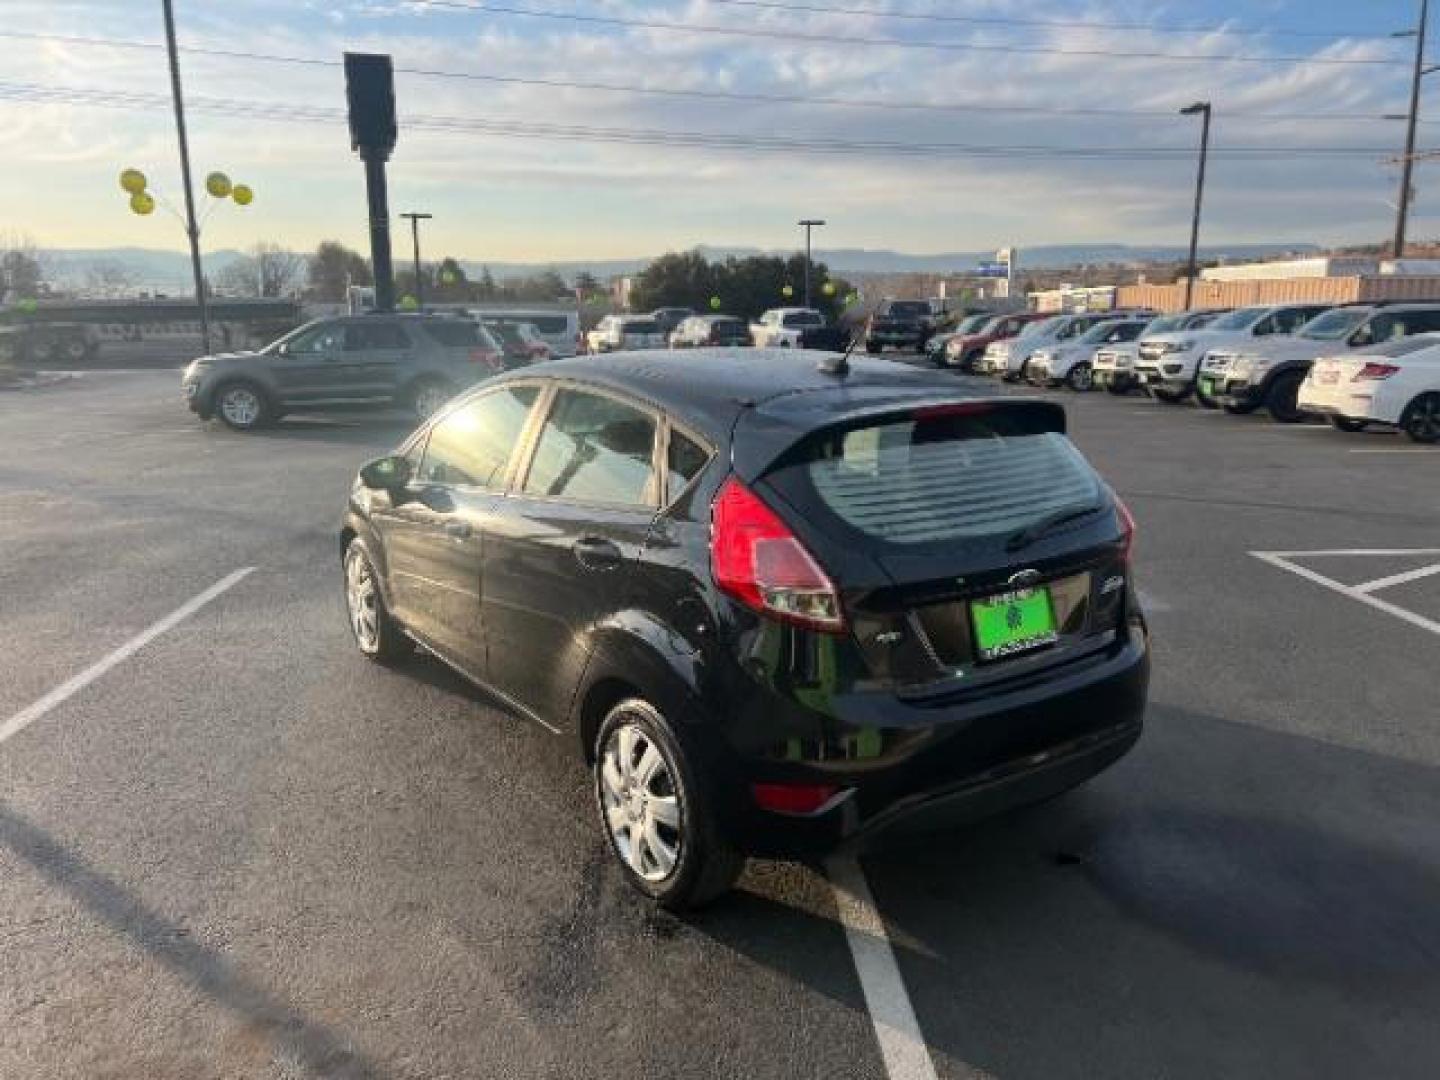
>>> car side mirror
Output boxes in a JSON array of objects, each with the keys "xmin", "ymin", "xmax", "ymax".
[{"xmin": 359, "ymin": 455, "xmax": 413, "ymax": 492}]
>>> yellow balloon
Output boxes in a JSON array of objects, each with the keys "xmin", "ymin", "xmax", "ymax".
[
  {"xmin": 119, "ymin": 168, "xmax": 148, "ymax": 195},
  {"xmin": 399, "ymin": 294, "xmax": 419, "ymax": 311},
  {"xmin": 129, "ymin": 192, "xmax": 156, "ymax": 216},
  {"xmin": 231, "ymin": 184, "xmax": 253, "ymax": 206},
  {"xmin": 781, "ymin": 284, "xmax": 794, "ymax": 299},
  {"xmin": 205, "ymin": 171, "xmax": 232, "ymax": 198},
  {"xmin": 823, "ymin": 281, "xmax": 836, "ymax": 296}
]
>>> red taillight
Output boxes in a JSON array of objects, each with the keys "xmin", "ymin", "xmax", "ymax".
[
  {"xmin": 1353, "ymin": 362, "xmax": 1400, "ymax": 381},
  {"xmin": 1115, "ymin": 493, "xmax": 1136, "ymax": 564},
  {"xmin": 751, "ymin": 782, "xmax": 842, "ymax": 815},
  {"xmin": 711, "ymin": 476, "xmax": 844, "ymax": 633}
]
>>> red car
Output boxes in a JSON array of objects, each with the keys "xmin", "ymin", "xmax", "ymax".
[{"xmin": 943, "ymin": 312, "xmax": 1051, "ymax": 372}]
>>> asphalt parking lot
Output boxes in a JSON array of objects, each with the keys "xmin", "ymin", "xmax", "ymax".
[{"xmin": 2, "ymin": 363, "xmax": 1439, "ymax": 1079}]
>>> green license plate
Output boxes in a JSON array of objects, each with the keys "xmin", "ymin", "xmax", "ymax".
[
  {"xmin": 1199, "ymin": 376, "xmax": 1216, "ymax": 395},
  {"xmin": 971, "ymin": 588, "xmax": 1058, "ymax": 662}
]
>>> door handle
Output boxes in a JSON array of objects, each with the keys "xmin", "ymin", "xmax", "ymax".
[
  {"xmin": 445, "ymin": 521, "xmax": 473, "ymax": 541},
  {"xmin": 573, "ymin": 535, "xmax": 622, "ymax": 570}
]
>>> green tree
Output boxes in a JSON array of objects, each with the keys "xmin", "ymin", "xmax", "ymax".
[
  {"xmin": 630, "ymin": 249, "xmax": 851, "ymax": 322},
  {"xmin": 0, "ymin": 234, "xmax": 45, "ymax": 300},
  {"xmin": 573, "ymin": 270, "xmax": 602, "ymax": 297},
  {"xmin": 307, "ymin": 241, "xmax": 372, "ymax": 301}
]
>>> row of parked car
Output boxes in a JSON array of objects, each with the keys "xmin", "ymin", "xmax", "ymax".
[
  {"xmin": 585, "ymin": 306, "xmax": 847, "ymax": 353},
  {"xmin": 922, "ymin": 301, "xmax": 1440, "ymax": 443}
]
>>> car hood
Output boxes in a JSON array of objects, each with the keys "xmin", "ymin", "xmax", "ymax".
[{"xmin": 1229, "ymin": 337, "xmax": 1334, "ymax": 364}]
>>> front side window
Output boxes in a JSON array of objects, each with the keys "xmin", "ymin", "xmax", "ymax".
[
  {"xmin": 523, "ymin": 389, "xmax": 657, "ymax": 506},
  {"xmin": 285, "ymin": 322, "xmax": 344, "ymax": 354},
  {"xmin": 418, "ymin": 385, "xmax": 540, "ymax": 489}
]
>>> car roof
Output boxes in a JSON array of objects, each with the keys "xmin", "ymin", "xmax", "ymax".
[{"xmin": 498, "ymin": 348, "xmax": 1010, "ymax": 451}]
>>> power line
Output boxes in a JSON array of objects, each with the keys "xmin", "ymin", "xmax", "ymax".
[
  {"xmin": 0, "ymin": 30, "xmax": 1429, "ymax": 126},
  {"xmin": 410, "ymin": 1, "xmax": 1408, "ymax": 66},
  {"xmin": 0, "ymin": 81, "xmax": 1404, "ymax": 160},
  {"xmin": 574, "ymin": 0, "xmax": 1393, "ymax": 41}
]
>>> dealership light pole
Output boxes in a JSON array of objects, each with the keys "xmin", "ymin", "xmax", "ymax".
[
  {"xmin": 799, "ymin": 219, "xmax": 825, "ymax": 308},
  {"xmin": 401, "ymin": 212, "xmax": 433, "ymax": 310},
  {"xmin": 1180, "ymin": 101, "xmax": 1212, "ymax": 311},
  {"xmin": 160, "ymin": 0, "xmax": 211, "ymax": 354},
  {"xmin": 1391, "ymin": 0, "xmax": 1433, "ymax": 257}
]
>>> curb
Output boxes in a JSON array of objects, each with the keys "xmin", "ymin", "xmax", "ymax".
[{"xmin": 0, "ymin": 371, "xmax": 81, "ymax": 392}]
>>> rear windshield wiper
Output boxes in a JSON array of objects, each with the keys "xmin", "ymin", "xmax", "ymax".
[{"xmin": 1005, "ymin": 503, "xmax": 1106, "ymax": 553}]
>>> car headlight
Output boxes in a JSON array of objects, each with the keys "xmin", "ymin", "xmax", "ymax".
[{"xmin": 1166, "ymin": 339, "xmax": 1195, "ymax": 353}]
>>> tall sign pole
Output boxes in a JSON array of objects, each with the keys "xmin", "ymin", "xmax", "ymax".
[
  {"xmin": 1180, "ymin": 102, "xmax": 1212, "ymax": 311},
  {"xmin": 799, "ymin": 219, "xmax": 825, "ymax": 308},
  {"xmin": 345, "ymin": 53, "xmax": 399, "ymax": 311},
  {"xmin": 160, "ymin": 0, "xmax": 211, "ymax": 354}
]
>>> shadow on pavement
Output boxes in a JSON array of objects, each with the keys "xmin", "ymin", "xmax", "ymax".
[{"xmin": 0, "ymin": 802, "xmax": 386, "ymax": 1080}]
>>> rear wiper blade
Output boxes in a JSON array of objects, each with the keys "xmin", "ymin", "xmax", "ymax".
[{"xmin": 1005, "ymin": 503, "xmax": 1106, "ymax": 553}]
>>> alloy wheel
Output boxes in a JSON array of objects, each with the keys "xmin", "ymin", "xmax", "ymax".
[
  {"xmin": 344, "ymin": 547, "xmax": 379, "ymax": 652},
  {"xmin": 219, "ymin": 386, "xmax": 261, "ymax": 428},
  {"xmin": 1405, "ymin": 394, "xmax": 1440, "ymax": 443},
  {"xmin": 599, "ymin": 721, "xmax": 683, "ymax": 882}
]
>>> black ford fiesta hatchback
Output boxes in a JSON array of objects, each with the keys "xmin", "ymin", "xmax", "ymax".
[{"xmin": 339, "ymin": 349, "xmax": 1149, "ymax": 908}]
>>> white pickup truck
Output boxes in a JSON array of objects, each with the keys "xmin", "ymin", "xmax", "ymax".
[{"xmin": 750, "ymin": 307, "xmax": 825, "ymax": 348}]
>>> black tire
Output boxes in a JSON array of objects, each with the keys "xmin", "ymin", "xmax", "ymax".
[
  {"xmin": 961, "ymin": 349, "xmax": 984, "ymax": 373},
  {"xmin": 1153, "ymin": 387, "xmax": 1189, "ymax": 405},
  {"xmin": 1066, "ymin": 362, "xmax": 1093, "ymax": 391},
  {"xmin": 1265, "ymin": 371, "xmax": 1306, "ymax": 423},
  {"xmin": 1105, "ymin": 380, "xmax": 1130, "ymax": 396},
  {"xmin": 1400, "ymin": 392, "xmax": 1440, "ymax": 444},
  {"xmin": 342, "ymin": 537, "xmax": 412, "ymax": 663},
  {"xmin": 1223, "ymin": 400, "xmax": 1258, "ymax": 415},
  {"xmin": 408, "ymin": 377, "xmax": 455, "ymax": 421},
  {"xmin": 213, "ymin": 380, "xmax": 274, "ymax": 431},
  {"xmin": 865, "ymin": 343, "xmax": 881, "ymax": 355},
  {"xmin": 1328, "ymin": 415, "xmax": 1367, "ymax": 433},
  {"xmin": 1195, "ymin": 382, "xmax": 1219, "ymax": 409},
  {"xmin": 594, "ymin": 698, "xmax": 743, "ymax": 911}
]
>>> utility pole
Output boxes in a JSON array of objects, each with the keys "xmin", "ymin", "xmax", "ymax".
[
  {"xmin": 1180, "ymin": 102, "xmax": 1212, "ymax": 311},
  {"xmin": 401, "ymin": 212, "xmax": 432, "ymax": 310},
  {"xmin": 160, "ymin": 0, "xmax": 210, "ymax": 353},
  {"xmin": 798, "ymin": 219, "xmax": 825, "ymax": 308},
  {"xmin": 1394, "ymin": 0, "xmax": 1431, "ymax": 258}
]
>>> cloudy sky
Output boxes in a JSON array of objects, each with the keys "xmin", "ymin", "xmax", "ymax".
[{"xmin": 1, "ymin": 0, "xmax": 1435, "ymax": 262}]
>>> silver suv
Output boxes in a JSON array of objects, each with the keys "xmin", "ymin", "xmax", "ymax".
[{"xmin": 181, "ymin": 313, "xmax": 503, "ymax": 431}]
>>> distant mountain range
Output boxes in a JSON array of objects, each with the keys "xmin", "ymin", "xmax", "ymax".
[{"xmin": 40, "ymin": 241, "xmax": 1323, "ymax": 289}]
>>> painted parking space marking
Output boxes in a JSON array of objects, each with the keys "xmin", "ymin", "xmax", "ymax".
[
  {"xmin": 1349, "ymin": 446, "xmax": 1440, "ymax": 454},
  {"xmin": 828, "ymin": 855, "xmax": 946, "ymax": 1080},
  {"xmin": 1251, "ymin": 550, "xmax": 1440, "ymax": 637},
  {"xmin": 0, "ymin": 568, "xmax": 256, "ymax": 747}
]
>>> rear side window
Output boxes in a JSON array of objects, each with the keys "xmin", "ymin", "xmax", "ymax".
[
  {"xmin": 771, "ymin": 410, "xmax": 1100, "ymax": 546},
  {"xmin": 623, "ymin": 320, "xmax": 660, "ymax": 334},
  {"xmin": 418, "ymin": 385, "xmax": 539, "ymax": 489},
  {"xmin": 665, "ymin": 430, "xmax": 711, "ymax": 503},
  {"xmin": 420, "ymin": 321, "xmax": 482, "ymax": 348},
  {"xmin": 345, "ymin": 322, "xmax": 411, "ymax": 350},
  {"xmin": 522, "ymin": 390, "xmax": 657, "ymax": 505}
]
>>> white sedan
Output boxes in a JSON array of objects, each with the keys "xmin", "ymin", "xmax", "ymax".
[{"xmin": 1299, "ymin": 335, "xmax": 1440, "ymax": 442}]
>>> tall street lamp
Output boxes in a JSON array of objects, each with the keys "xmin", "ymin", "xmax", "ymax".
[
  {"xmin": 401, "ymin": 212, "xmax": 433, "ymax": 310},
  {"xmin": 160, "ymin": 0, "xmax": 211, "ymax": 353},
  {"xmin": 1179, "ymin": 102, "xmax": 1212, "ymax": 311},
  {"xmin": 798, "ymin": 219, "xmax": 825, "ymax": 308}
]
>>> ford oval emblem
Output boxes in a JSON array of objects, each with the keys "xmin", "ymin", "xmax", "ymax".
[{"xmin": 1008, "ymin": 569, "xmax": 1042, "ymax": 589}]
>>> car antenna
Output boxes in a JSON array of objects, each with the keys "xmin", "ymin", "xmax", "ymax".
[{"xmin": 817, "ymin": 329, "xmax": 858, "ymax": 376}]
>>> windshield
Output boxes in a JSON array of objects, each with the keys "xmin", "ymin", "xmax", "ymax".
[
  {"xmin": 1144, "ymin": 314, "xmax": 1188, "ymax": 334},
  {"xmin": 883, "ymin": 301, "xmax": 932, "ymax": 319},
  {"xmin": 1207, "ymin": 307, "xmax": 1267, "ymax": 332},
  {"xmin": 262, "ymin": 319, "xmax": 324, "ymax": 354},
  {"xmin": 1078, "ymin": 320, "xmax": 1125, "ymax": 344},
  {"xmin": 1298, "ymin": 308, "xmax": 1371, "ymax": 340},
  {"xmin": 956, "ymin": 314, "xmax": 992, "ymax": 334},
  {"xmin": 1055, "ymin": 317, "xmax": 1097, "ymax": 340},
  {"xmin": 1017, "ymin": 317, "xmax": 1057, "ymax": 341}
]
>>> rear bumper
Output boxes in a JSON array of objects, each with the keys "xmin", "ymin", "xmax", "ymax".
[{"xmin": 720, "ymin": 631, "xmax": 1150, "ymax": 859}]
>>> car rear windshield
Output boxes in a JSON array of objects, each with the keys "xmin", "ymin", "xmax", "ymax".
[
  {"xmin": 421, "ymin": 321, "xmax": 484, "ymax": 347},
  {"xmin": 767, "ymin": 407, "xmax": 1101, "ymax": 548}
]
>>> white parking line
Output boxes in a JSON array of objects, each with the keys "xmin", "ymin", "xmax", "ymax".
[
  {"xmin": 1349, "ymin": 447, "xmax": 1440, "ymax": 454},
  {"xmin": 1355, "ymin": 562, "xmax": 1440, "ymax": 594},
  {"xmin": 1251, "ymin": 551, "xmax": 1440, "ymax": 637},
  {"xmin": 0, "ymin": 568, "xmax": 256, "ymax": 747},
  {"xmin": 827, "ymin": 855, "xmax": 944, "ymax": 1080}
]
